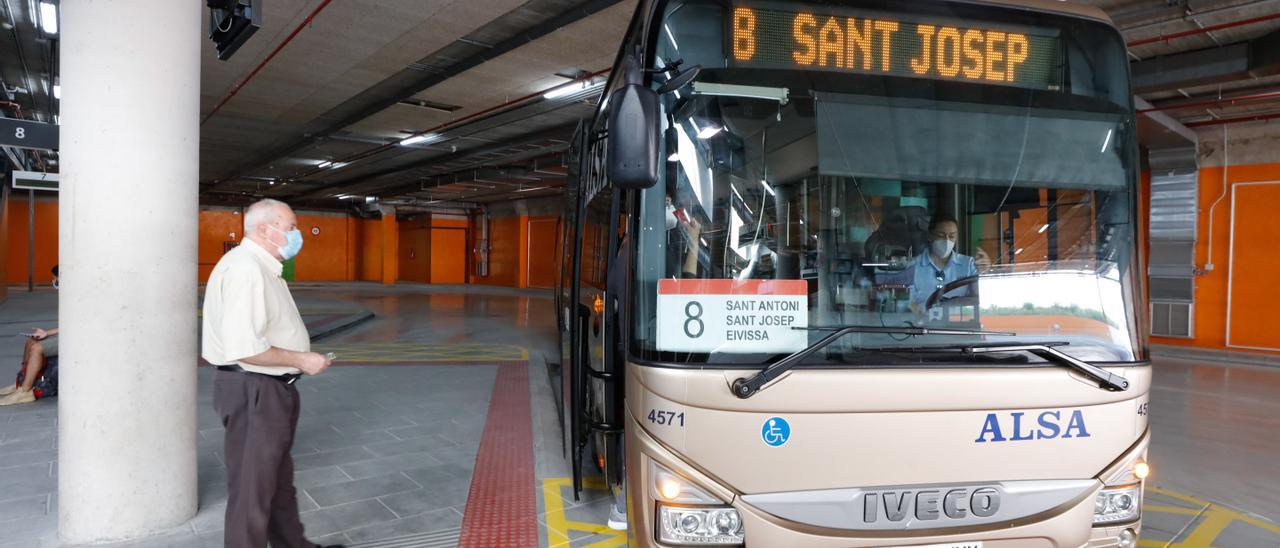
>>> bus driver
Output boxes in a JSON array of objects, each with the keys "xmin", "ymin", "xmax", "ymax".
[{"xmin": 909, "ymin": 215, "xmax": 980, "ymax": 320}]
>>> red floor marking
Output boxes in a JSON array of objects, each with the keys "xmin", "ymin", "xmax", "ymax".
[{"xmin": 458, "ymin": 361, "xmax": 539, "ymax": 548}]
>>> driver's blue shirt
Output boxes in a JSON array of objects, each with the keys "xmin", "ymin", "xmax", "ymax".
[{"xmin": 909, "ymin": 251, "xmax": 978, "ymax": 307}]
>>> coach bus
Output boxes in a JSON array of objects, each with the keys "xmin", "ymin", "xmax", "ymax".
[{"xmin": 556, "ymin": 0, "xmax": 1151, "ymax": 546}]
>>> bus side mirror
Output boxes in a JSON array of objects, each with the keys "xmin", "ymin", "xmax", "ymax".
[{"xmin": 607, "ymin": 84, "xmax": 660, "ymax": 189}]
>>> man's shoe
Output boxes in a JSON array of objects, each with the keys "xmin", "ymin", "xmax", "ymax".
[
  {"xmin": 0, "ymin": 389, "xmax": 34, "ymax": 406},
  {"xmin": 607, "ymin": 503, "xmax": 628, "ymax": 531},
  {"xmin": 0, "ymin": 384, "xmax": 16, "ymax": 396}
]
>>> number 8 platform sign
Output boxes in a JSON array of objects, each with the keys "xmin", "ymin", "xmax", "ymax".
[{"xmin": 656, "ymin": 279, "xmax": 809, "ymax": 353}]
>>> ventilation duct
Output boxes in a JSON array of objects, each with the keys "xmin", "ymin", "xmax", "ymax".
[{"xmin": 1147, "ymin": 146, "xmax": 1198, "ymax": 338}]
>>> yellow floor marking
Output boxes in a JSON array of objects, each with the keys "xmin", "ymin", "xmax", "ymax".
[
  {"xmin": 1143, "ymin": 505, "xmax": 1204, "ymax": 516},
  {"xmin": 540, "ymin": 481, "xmax": 1278, "ymax": 547},
  {"xmin": 542, "ymin": 477, "xmax": 627, "ymax": 548},
  {"xmin": 1140, "ymin": 486, "xmax": 1280, "ymax": 547}
]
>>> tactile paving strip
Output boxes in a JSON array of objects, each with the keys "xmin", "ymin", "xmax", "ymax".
[{"xmin": 457, "ymin": 361, "xmax": 539, "ymax": 548}]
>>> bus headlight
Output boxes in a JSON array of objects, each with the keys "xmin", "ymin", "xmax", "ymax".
[
  {"xmin": 1094, "ymin": 485, "xmax": 1141, "ymax": 524},
  {"xmin": 657, "ymin": 505, "xmax": 745, "ymax": 545},
  {"xmin": 651, "ymin": 461, "xmax": 744, "ymax": 544}
]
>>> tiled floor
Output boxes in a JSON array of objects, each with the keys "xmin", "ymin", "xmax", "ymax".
[{"xmin": 0, "ymin": 284, "xmax": 1278, "ymax": 547}]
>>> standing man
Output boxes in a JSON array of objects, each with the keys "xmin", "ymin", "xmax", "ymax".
[{"xmin": 202, "ymin": 199, "xmax": 340, "ymax": 548}]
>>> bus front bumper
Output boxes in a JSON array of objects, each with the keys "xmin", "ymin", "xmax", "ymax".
[{"xmin": 625, "ymin": 409, "xmax": 1143, "ymax": 548}]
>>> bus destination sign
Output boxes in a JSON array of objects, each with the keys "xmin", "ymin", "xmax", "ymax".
[{"xmin": 729, "ymin": 5, "xmax": 1063, "ymax": 90}]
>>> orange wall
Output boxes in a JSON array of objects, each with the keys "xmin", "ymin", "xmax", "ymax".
[
  {"xmin": 472, "ymin": 215, "xmax": 559, "ymax": 289},
  {"xmin": 357, "ymin": 219, "xmax": 383, "ymax": 282},
  {"xmin": 398, "ymin": 216, "xmax": 430, "ymax": 283},
  {"xmin": 430, "ymin": 215, "xmax": 469, "ymax": 284},
  {"xmin": 380, "ymin": 211, "xmax": 398, "ymax": 285},
  {"xmin": 294, "ymin": 213, "xmax": 356, "ymax": 281},
  {"xmin": 6, "ymin": 194, "xmax": 59, "ymax": 284},
  {"xmin": 199, "ymin": 209, "xmax": 242, "ymax": 281},
  {"xmin": 526, "ymin": 218, "xmax": 558, "ymax": 288},
  {"xmin": 8, "ymin": 196, "xmax": 560, "ymax": 291},
  {"xmin": 476, "ymin": 216, "xmax": 523, "ymax": 287},
  {"xmin": 1151, "ymin": 161, "xmax": 1280, "ymax": 354},
  {"xmin": 198, "ymin": 208, "xmax": 381, "ymax": 283}
]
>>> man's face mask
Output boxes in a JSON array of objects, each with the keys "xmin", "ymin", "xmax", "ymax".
[
  {"xmin": 268, "ymin": 224, "xmax": 304, "ymax": 260},
  {"xmin": 665, "ymin": 203, "xmax": 678, "ymax": 231}
]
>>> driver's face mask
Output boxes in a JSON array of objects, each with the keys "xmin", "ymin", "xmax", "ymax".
[{"xmin": 665, "ymin": 204, "xmax": 678, "ymax": 231}]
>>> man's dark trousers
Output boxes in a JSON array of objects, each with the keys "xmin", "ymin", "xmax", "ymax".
[{"xmin": 214, "ymin": 369, "xmax": 312, "ymax": 548}]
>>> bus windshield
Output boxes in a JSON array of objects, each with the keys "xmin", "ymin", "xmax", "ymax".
[{"xmin": 630, "ymin": 0, "xmax": 1145, "ymax": 366}]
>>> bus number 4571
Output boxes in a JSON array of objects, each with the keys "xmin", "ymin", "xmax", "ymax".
[{"xmin": 648, "ymin": 409, "xmax": 685, "ymax": 427}]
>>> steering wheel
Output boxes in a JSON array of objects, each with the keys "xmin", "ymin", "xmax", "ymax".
[{"xmin": 924, "ymin": 275, "xmax": 981, "ymax": 310}]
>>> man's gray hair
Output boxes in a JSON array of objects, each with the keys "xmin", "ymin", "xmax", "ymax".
[{"xmin": 244, "ymin": 199, "xmax": 290, "ymax": 234}]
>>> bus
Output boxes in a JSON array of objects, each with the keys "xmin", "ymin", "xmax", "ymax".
[{"xmin": 556, "ymin": 0, "xmax": 1150, "ymax": 546}]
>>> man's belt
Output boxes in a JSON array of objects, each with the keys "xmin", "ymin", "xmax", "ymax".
[{"xmin": 216, "ymin": 364, "xmax": 301, "ymax": 385}]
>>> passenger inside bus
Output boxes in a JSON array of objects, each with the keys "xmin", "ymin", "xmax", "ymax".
[{"xmin": 665, "ymin": 191, "xmax": 704, "ymax": 278}]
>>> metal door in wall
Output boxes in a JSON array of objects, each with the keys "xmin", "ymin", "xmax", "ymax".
[
  {"xmin": 430, "ymin": 228, "xmax": 467, "ymax": 284},
  {"xmin": 527, "ymin": 218, "xmax": 558, "ymax": 289},
  {"xmin": 1227, "ymin": 182, "xmax": 1280, "ymax": 351}
]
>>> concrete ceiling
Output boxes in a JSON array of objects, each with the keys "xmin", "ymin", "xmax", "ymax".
[{"xmin": 4, "ymin": 0, "xmax": 1279, "ymax": 206}]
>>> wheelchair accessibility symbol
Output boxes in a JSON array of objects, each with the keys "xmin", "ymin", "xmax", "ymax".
[{"xmin": 761, "ymin": 416, "xmax": 790, "ymax": 447}]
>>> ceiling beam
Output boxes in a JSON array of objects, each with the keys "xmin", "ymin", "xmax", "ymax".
[
  {"xmin": 288, "ymin": 123, "xmax": 578, "ymax": 201},
  {"xmin": 1135, "ymin": 96, "xmax": 1198, "ymax": 143}
]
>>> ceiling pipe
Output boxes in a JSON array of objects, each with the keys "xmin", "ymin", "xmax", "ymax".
[
  {"xmin": 1127, "ymin": 12, "xmax": 1280, "ymax": 47},
  {"xmin": 1139, "ymin": 89, "xmax": 1280, "ymax": 113},
  {"xmin": 1121, "ymin": 0, "xmax": 1280, "ymax": 34},
  {"xmin": 1185, "ymin": 110, "xmax": 1280, "ymax": 127},
  {"xmin": 201, "ymin": 0, "xmax": 335, "ymax": 125}
]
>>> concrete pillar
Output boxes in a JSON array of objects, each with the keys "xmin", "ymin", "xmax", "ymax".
[
  {"xmin": 381, "ymin": 206, "xmax": 399, "ymax": 285},
  {"xmin": 58, "ymin": 1, "xmax": 199, "ymax": 543}
]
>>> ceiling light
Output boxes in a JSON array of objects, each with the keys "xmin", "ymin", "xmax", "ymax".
[
  {"xmin": 1038, "ymin": 224, "xmax": 1049, "ymax": 234},
  {"xmin": 39, "ymin": 2, "xmax": 56, "ymax": 35},
  {"xmin": 696, "ymin": 125, "xmax": 723, "ymax": 139},
  {"xmin": 316, "ymin": 160, "xmax": 333, "ymax": 169},
  {"xmin": 544, "ymin": 79, "xmax": 603, "ymax": 100},
  {"xmin": 399, "ymin": 133, "xmax": 439, "ymax": 146},
  {"xmin": 760, "ymin": 180, "xmax": 775, "ymax": 196},
  {"xmin": 52, "ymin": 84, "xmax": 60, "ymax": 100},
  {"xmin": 667, "ymin": 152, "xmax": 679, "ymax": 162}
]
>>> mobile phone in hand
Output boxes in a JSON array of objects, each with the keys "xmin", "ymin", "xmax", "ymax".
[
  {"xmin": 674, "ymin": 208, "xmax": 691, "ymax": 224},
  {"xmin": 19, "ymin": 330, "xmax": 37, "ymax": 338}
]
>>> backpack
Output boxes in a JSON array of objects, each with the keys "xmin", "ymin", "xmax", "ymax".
[{"xmin": 14, "ymin": 356, "xmax": 58, "ymax": 399}]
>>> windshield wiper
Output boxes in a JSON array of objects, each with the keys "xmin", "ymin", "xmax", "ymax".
[
  {"xmin": 856, "ymin": 341, "xmax": 1130, "ymax": 392},
  {"xmin": 730, "ymin": 325, "xmax": 1013, "ymax": 399}
]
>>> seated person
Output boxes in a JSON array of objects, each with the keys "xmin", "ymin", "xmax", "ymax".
[
  {"xmin": 1, "ymin": 265, "xmax": 60, "ymax": 406},
  {"xmin": 909, "ymin": 217, "xmax": 979, "ymax": 319}
]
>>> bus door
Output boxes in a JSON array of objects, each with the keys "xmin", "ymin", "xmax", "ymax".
[{"xmin": 565, "ymin": 124, "xmax": 628, "ymax": 500}]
